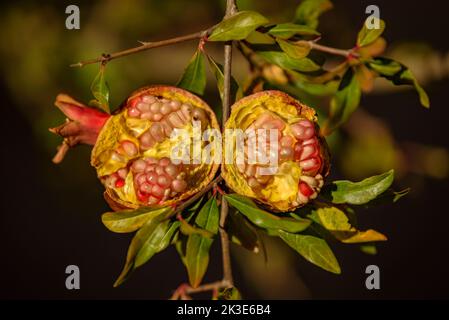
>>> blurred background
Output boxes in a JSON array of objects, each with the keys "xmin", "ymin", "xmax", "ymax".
[{"xmin": 1, "ymin": 0, "xmax": 448, "ymax": 299}]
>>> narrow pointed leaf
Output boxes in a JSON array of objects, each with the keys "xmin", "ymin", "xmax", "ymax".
[
  {"xmin": 322, "ymin": 169, "xmax": 394, "ymax": 205},
  {"xmin": 278, "ymin": 231, "xmax": 341, "ymax": 274},
  {"xmin": 225, "ymin": 194, "xmax": 311, "ymax": 233},
  {"xmin": 309, "ymin": 207, "xmax": 387, "ymax": 243},
  {"xmin": 294, "ymin": 0, "xmax": 333, "ymax": 29},
  {"xmin": 177, "ymin": 50, "xmax": 206, "ymax": 95},
  {"xmin": 185, "ymin": 196, "xmax": 219, "ymax": 288},
  {"xmin": 209, "ymin": 11, "xmax": 269, "ymax": 42},
  {"xmin": 206, "ymin": 54, "xmax": 242, "ymax": 102},
  {"xmin": 368, "ymin": 57, "xmax": 429, "ymax": 108},
  {"xmin": 90, "ymin": 67, "xmax": 110, "ymax": 113},
  {"xmin": 228, "ymin": 209, "xmax": 260, "ymax": 254},
  {"xmin": 268, "ymin": 23, "xmax": 320, "ymax": 39},
  {"xmin": 246, "ymin": 30, "xmax": 276, "ymax": 44},
  {"xmin": 257, "ymin": 51, "xmax": 321, "ymax": 72},
  {"xmin": 357, "ymin": 18, "xmax": 386, "ymax": 47},
  {"xmin": 113, "ymin": 210, "xmax": 173, "ymax": 287},
  {"xmin": 101, "ymin": 206, "xmax": 172, "ymax": 233}
]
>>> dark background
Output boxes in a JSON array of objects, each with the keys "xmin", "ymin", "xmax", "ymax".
[{"xmin": 1, "ymin": 0, "xmax": 448, "ymax": 299}]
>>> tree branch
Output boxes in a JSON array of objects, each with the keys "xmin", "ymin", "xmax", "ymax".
[
  {"xmin": 219, "ymin": 0, "xmax": 238, "ymax": 288},
  {"xmin": 70, "ymin": 30, "xmax": 211, "ymax": 68}
]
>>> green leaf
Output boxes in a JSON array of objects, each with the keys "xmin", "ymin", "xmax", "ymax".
[
  {"xmin": 101, "ymin": 206, "xmax": 173, "ymax": 233},
  {"xmin": 398, "ymin": 69, "xmax": 430, "ymax": 108},
  {"xmin": 278, "ymin": 230, "xmax": 341, "ymax": 274},
  {"xmin": 180, "ymin": 218, "xmax": 214, "ymax": 238},
  {"xmin": 368, "ymin": 57, "xmax": 429, "ymax": 108},
  {"xmin": 357, "ymin": 18, "xmax": 386, "ymax": 47},
  {"xmin": 113, "ymin": 211, "xmax": 172, "ymax": 287},
  {"xmin": 362, "ymin": 187, "xmax": 410, "ymax": 207},
  {"xmin": 206, "ymin": 54, "xmax": 243, "ymax": 103},
  {"xmin": 177, "ymin": 50, "xmax": 206, "ymax": 95},
  {"xmin": 276, "ymin": 39, "xmax": 311, "ymax": 59},
  {"xmin": 268, "ymin": 23, "xmax": 320, "ymax": 39},
  {"xmin": 216, "ymin": 287, "xmax": 242, "ymax": 300},
  {"xmin": 324, "ymin": 67, "xmax": 361, "ymax": 133},
  {"xmin": 294, "ymin": 79, "xmax": 339, "ymax": 96},
  {"xmin": 90, "ymin": 66, "xmax": 110, "ymax": 113},
  {"xmin": 209, "ymin": 11, "xmax": 269, "ymax": 42},
  {"xmin": 294, "ymin": 0, "xmax": 333, "ymax": 29},
  {"xmin": 368, "ymin": 58, "xmax": 402, "ymax": 76},
  {"xmin": 245, "ymin": 30, "xmax": 276, "ymax": 44},
  {"xmin": 360, "ymin": 244, "xmax": 377, "ymax": 255},
  {"xmin": 224, "ymin": 194, "xmax": 311, "ymax": 233},
  {"xmin": 309, "ymin": 207, "xmax": 387, "ymax": 243},
  {"xmin": 185, "ymin": 196, "xmax": 219, "ymax": 288},
  {"xmin": 135, "ymin": 220, "xmax": 180, "ymax": 267},
  {"xmin": 323, "ymin": 169, "xmax": 394, "ymax": 205},
  {"xmin": 228, "ymin": 209, "xmax": 260, "ymax": 254},
  {"xmin": 257, "ymin": 51, "xmax": 321, "ymax": 72}
]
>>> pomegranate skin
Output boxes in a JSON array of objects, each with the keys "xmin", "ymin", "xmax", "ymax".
[{"xmin": 50, "ymin": 86, "xmax": 220, "ymax": 211}]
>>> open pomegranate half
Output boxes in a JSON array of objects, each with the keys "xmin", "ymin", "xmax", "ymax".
[
  {"xmin": 50, "ymin": 86, "xmax": 220, "ymax": 210},
  {"xmin": 222, "ymin": 90, "xmax": 330, "ymax": 212}
]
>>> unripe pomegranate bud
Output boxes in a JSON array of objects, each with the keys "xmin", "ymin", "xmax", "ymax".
[{"xmin": 222, "ymin": 90, "xmax": 330, "ymax": 212}]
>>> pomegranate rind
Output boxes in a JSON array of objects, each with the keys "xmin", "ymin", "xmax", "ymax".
[
  {"xmin": 91, "ymin": 86, "xmax": 220, "ymax": 210},
  {"xmin": 222, "ymin": 90, "xmax": 330, "ymax": 212}
]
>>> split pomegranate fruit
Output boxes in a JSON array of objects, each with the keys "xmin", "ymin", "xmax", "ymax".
[
  {"xmin": 50, "ymin": 86, "xmax": 219, "ymax": 210},
  {"xmin": 222, "ymin": 91, "xmax": 330, "ymax": 212},
  {"xmin": 50, "ymin": 86, "xmax": 329, "ymax": 212}
]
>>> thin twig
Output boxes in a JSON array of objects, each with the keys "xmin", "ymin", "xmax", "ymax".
[
  {"xmin": 309, "ymin": 42, "xmax": 358, "ymax": 58},
  {"xmin": 70, "ymin": 30, "xmax": 211, "ymax": 67},
  {"xmin": 170, "ymin": 280, "xmax": 230, "ymax": 300},
  {"xmin": 219, "ymin": 0, "xmax": 238, "ymax": 287}
]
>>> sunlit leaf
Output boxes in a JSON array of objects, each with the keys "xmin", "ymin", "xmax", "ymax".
[
  {"xmin": 309, "ymin": 207, "xmax": 387, "ymax": 243},
  {"xmin": 268, "ymin": 23, "xmax": 320, "ymax": 39},
  {"xmin": 179, "ymin": 218, "xmax": 214, "ymax": 238},
  {"xmin": 113, "ymin": 211, "xmax": 173, "ymax": 287},
  {"xmin": 185, "ymin": 196, "xmax": 219, "ymax": 288},
  {"xmin": 257, "ymin": 51, "xmax": 321, "ymax": 72},
  {"xmin": 322, "ymin": 169, "xmax": 394, "ymax": 205},
  {"xmin": 90, "ymin": 66, "xmax": 110, "ymax": 113},
  {"xmin": 357, "ymin": 18, "xmax": 385, "ymax": 47},
  {"xmin": 225, "ymin": 194, "xmax": 311, "ymax": 233},
  {"xmin": 177, "ymin": 50, "xmax": 206, "ymax": 95},
  {"xmin": 135, "ymin": 220, "xmax": 180, "ymax": 267},
  {"xmin": 276, "ymin": 39, "xmax": 311, "ymax": 59},
  {"xmin": 101, "ymin": 206, "xmax": 173, "ymax": 233},
  {"xmin": 294, "ymin": 0, "xmax": 333, "ymax": 29},
  {"xmin": 209, "ymin": 11, "xmax": 269, "ymax": 41},
  {"xmin": 278, "ymin": 230, "xmax": 341, "ymax": 274}
]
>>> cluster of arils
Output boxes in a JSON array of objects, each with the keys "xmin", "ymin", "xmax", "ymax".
[
  {"xmin": 237, "ymin": 112, "xmax": 324, "ymax": 206},
  {"xmin": 126, "ymin": 94, "xmax": 208, "ymax": 150},
  {"xmin": 50, "ymin": 87, "xmax": 328, "ymax": 212},
  {"xmin": 222, "ymin": 91, "xmax": 329, "ymax": 212}
]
